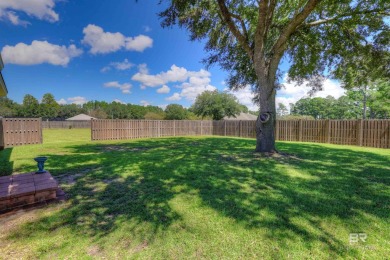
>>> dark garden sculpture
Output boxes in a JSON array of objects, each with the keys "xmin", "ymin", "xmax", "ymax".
[{"xmin": 34, "ymin": 156, "xmax": 48, "ymax": 174}]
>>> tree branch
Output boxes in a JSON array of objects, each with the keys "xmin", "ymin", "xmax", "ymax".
[
  {"xmin": 302, "ymin": 8, "xmax": 390, "ymax": 28},
  {"xmin": 217, "ymin": 0, "xmax": 253, "ymax": 60},
  {"xmin": 253, "ymin": 0, "xmax": 269, "ymax": 72},
  {"xmin": 264, "ymin": 0, "xmax": 276, "ymax": 39},
  {"xmin": 268, "ymin": 0, "xmax": 321, "ymax": 80},
  {"xmin": 272, "ymin": 0, "xmax": 320, "ymax": 55},
  {"xmin": 229, "ymin": 11, "xmax": 249, "ymax": 44}
]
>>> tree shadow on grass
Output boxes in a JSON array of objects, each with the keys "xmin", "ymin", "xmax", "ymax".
[
  {"xmin": 0, "ymin": 147, "xmax": 13, "ymax": 176},
  {"xmin": 3, "ymin": 137, "xmax": 390, "ymax": 258}
]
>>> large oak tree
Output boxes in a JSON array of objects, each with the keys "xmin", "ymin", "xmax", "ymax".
[{"xmin": 159, "ymin": 0, "xmax": 389, "ymax": 152}]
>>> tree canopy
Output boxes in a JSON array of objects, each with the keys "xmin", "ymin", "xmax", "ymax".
[
  {"xmin": 160, "ymin": 0, "xmax": 389, "ymax": 92},
  {"xmin": 159, "ymin": 0, "xmax": 390, "ymax": 152},
  {"xmin": 22, "ymin": 94, "xmax": 40, "ymax": 118},
  {"xmin": 191, "ymin": 90, "xmax": 242, "ymax": 120},
  {"xmin": 40, "ymin": 93, "xmax": 60, "ymax": 118},
  {"xmin": 165, "ymin": 104, "xmax": 188, "ymax": 120}
]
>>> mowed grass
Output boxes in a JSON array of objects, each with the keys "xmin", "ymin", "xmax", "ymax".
[
  {"xmin": 43, "ymin": 128, "xmax": 91, "ymax": 144},
  {"xmin": 0, "ymin": 129, "xmax": 389, "ymax": 259}
]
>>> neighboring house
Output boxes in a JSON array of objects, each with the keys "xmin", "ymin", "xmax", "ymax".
[
  {"xmin": 224, "ymin": 112, "xmax": 258, "ymax": 120},
  {"xmin": 0, "ymin": 54, "xmax": 8, "ymax": 97},
  {"xmin": 66, "ymin": 114, "xmax": 96, "ymax": 121}
]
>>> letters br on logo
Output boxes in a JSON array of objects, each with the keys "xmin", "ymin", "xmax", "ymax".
[{"xmin": 349, "ymin": 233, "xmax": 367, "ymax": 243}]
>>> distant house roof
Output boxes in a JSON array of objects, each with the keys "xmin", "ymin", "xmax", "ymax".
[
  {"xmin": 224, "ymin": 112, "xmax": 258, "ymax": 120},
  {"xmin": 0, "ymin": 54, "xmax": 8, "ymax": 97},
  {"xmin": 66, "ymin": 114, "xmax": 96, "ymax": 121}
]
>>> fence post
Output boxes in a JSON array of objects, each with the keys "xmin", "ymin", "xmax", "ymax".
[
  {"xmin": 326, "ymin": 119, "xmax": 331, "ymax": 143},
  {"xmin": 39, "ymin": 118, "xmax": 43, "ymax": 144},
  {"xmin": 239, "ymin": 120, "xmax": 242, "ymax": 137},
  {"xmin": 224, "ymin": 120, "xmax": 227, "ymax": 136},
  {"xmin": 357, "ymin": 119, "xmax": 363, "ymax": 146},
  {"xmin": 158, "ymin": 120, "xmax": 161, "ymax": 138},
  {"xmin": 173, "ymin": 120, "xmax": 176, "ymax": 136},
  {"xmin": 200, "ymin": 120, "xmax": 203, "ymax": 136},
  {"xmin": 298, "ymin": 119, "xmax": 303, "ymax": 142},
  {"xmin": 91, "ymin": 119, "xmax": 94, "ymax": 141}
]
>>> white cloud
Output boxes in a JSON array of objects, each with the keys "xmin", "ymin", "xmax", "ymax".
[
  {"xmin": 82, "ymin": 24, "xmax": 124, "ymax": 54},
  {"xmin": 111, "ymin": 59, "xmax": 133, "ymax": 70},
  {"xmin": 227, "ymin": 76, "xmax": 345, "ymax": 112},
  {"xmin": 166, "ymin": 93, "xmax": 181, "ymax": 101},
  {"xmin": 0, "ymin": 10, "xmax": 29, "ymax": 26},
  {"xmin": 132, "ymin": 64, "xmax": 206, "ymax": 87},
  {"xmin": 277, "ymin": 77, "xmax": 345, "ymax": 109},
  {"xmin": 101, "ymin": 59, "xmax": 133, "ymax": 73},
  {"xmin": 68, "ymin": 96, "xmax": 87, "ymax": 105},
  {"xmin": 227, "ymin": 86, "xmax": 259, "ymax": 111},
  {"xmin": 140, "ymin": 100, "xmax": 150, "ymax": 106},
  {"xmin": 1, "ymin": 40, "xmax": 83, "ymax": 66},
  {"xmin": 125, "ymin": 35, "xmax": 153, "ymax": 52},
  {"xmin": 132, "ymin": 64, "xmax": 216, "ymax": 101},
  {"xmin": 0, "ymin": 0, "xmax": 59, "ymax": 25},
  {"xmin": 158, "ymin": 104, "xmax": 168, "ymax": 110},
  {"xmin": 104, "ymin": 81, "xmax": 132, "ymax": 94},
  {"xmin": 82, "ymin": 24, "xmax": 153, "ymax": 54},
  {"xmin": 137, "ymin": 63, "xmax": 149, "ymax": 74},
  {"xmin": 179, "ymin": 81, "xmax": 216, "ymax": 101},
  {"xmin": 113, "ymin": 99, "xmax": 125, "ymax": 104},
  {"xmin": 143, "ymin": 26, "xmax": 151, "ymax": 32},
  {"xmin": 100, "ymin": 66, "xmax": 111, "ymax": 73},
  {"xmin": 57, "ymin": 98, "xmax": 67, "ymax": 105},
  {"xmin": 133, "ymin": 73, "xmax": 165, "ymax": 88},
  {"xmin": 157, "ymin": 85, "xmax": 170, "ymax": 94},
  {"xmin": 57, "ymin": 97, "xmax": 89, "ymax": 105}
]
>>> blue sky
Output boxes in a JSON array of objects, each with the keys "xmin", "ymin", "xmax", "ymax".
[{"xmin": 0, "ymin": 0, "xmax": 345, "ymax": 110}]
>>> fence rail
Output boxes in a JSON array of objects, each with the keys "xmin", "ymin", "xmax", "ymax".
[
  {"xmin": 91, "ymin": 119, "xmax": 390, "ymax": 149},
  {"xmin": 42, "ymin": 120, "xmax": 91, "ymax": 129},
  {"xmin": 0, "ymin": 118, "xmax": 42, "ymax": 149}
]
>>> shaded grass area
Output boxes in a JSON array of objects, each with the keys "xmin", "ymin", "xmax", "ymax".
[
  {"xmin": 0, "ymin": 129, "xmax": 389, "ymax": 259},
  {"xmin": 0, "ymin": 129, "xmax": 91, "ymax": 175}
]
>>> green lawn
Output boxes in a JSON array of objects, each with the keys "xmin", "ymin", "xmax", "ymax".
[{"xmin": 0, "ymin": 129, "xmax": 389, "ymax": 259}]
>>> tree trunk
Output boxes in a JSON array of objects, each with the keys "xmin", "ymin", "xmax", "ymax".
[{"xmin": 255, "ymin": 86, "xmax": 277, "ymax": 153}]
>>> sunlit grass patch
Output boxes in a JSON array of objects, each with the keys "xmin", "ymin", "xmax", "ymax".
[{"xmin": 0, "ymin": 129, "xmax": 389, "ymax": 259}]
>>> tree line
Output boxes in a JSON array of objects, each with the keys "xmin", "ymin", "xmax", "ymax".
[
  {"xmin": 0, "ymin": 91, "xmax": 250, "ymax": 120},
  {"xmin": 277, "ymin": 80, "xmax": 389, "ymax": 120},
  {"xmin": 1, "ymin": 82, "xmax": 388, "ymax": 121}
]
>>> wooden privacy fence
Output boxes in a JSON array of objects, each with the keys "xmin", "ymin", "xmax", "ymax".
[
  {"xmin": 212, "ymin": 119, "xmax": 389, "ymax": 148},
  {"xmin": 276, "ymin": 119, "xmax": 390, "ymax": 148},
  {"xmin": 91, "ymin": 119, "xmax": 390, "ymax": 149},
  {"xmin": 42, "ymin": 120, "xmax": 91, "ymax": 129},
  {"xmin": 0, "ymin": 118, "xmax": 42, "ymax": 149},
  {"xmin": 91, "ymin": 120, "xmax": 213, "ymax": 140}
]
